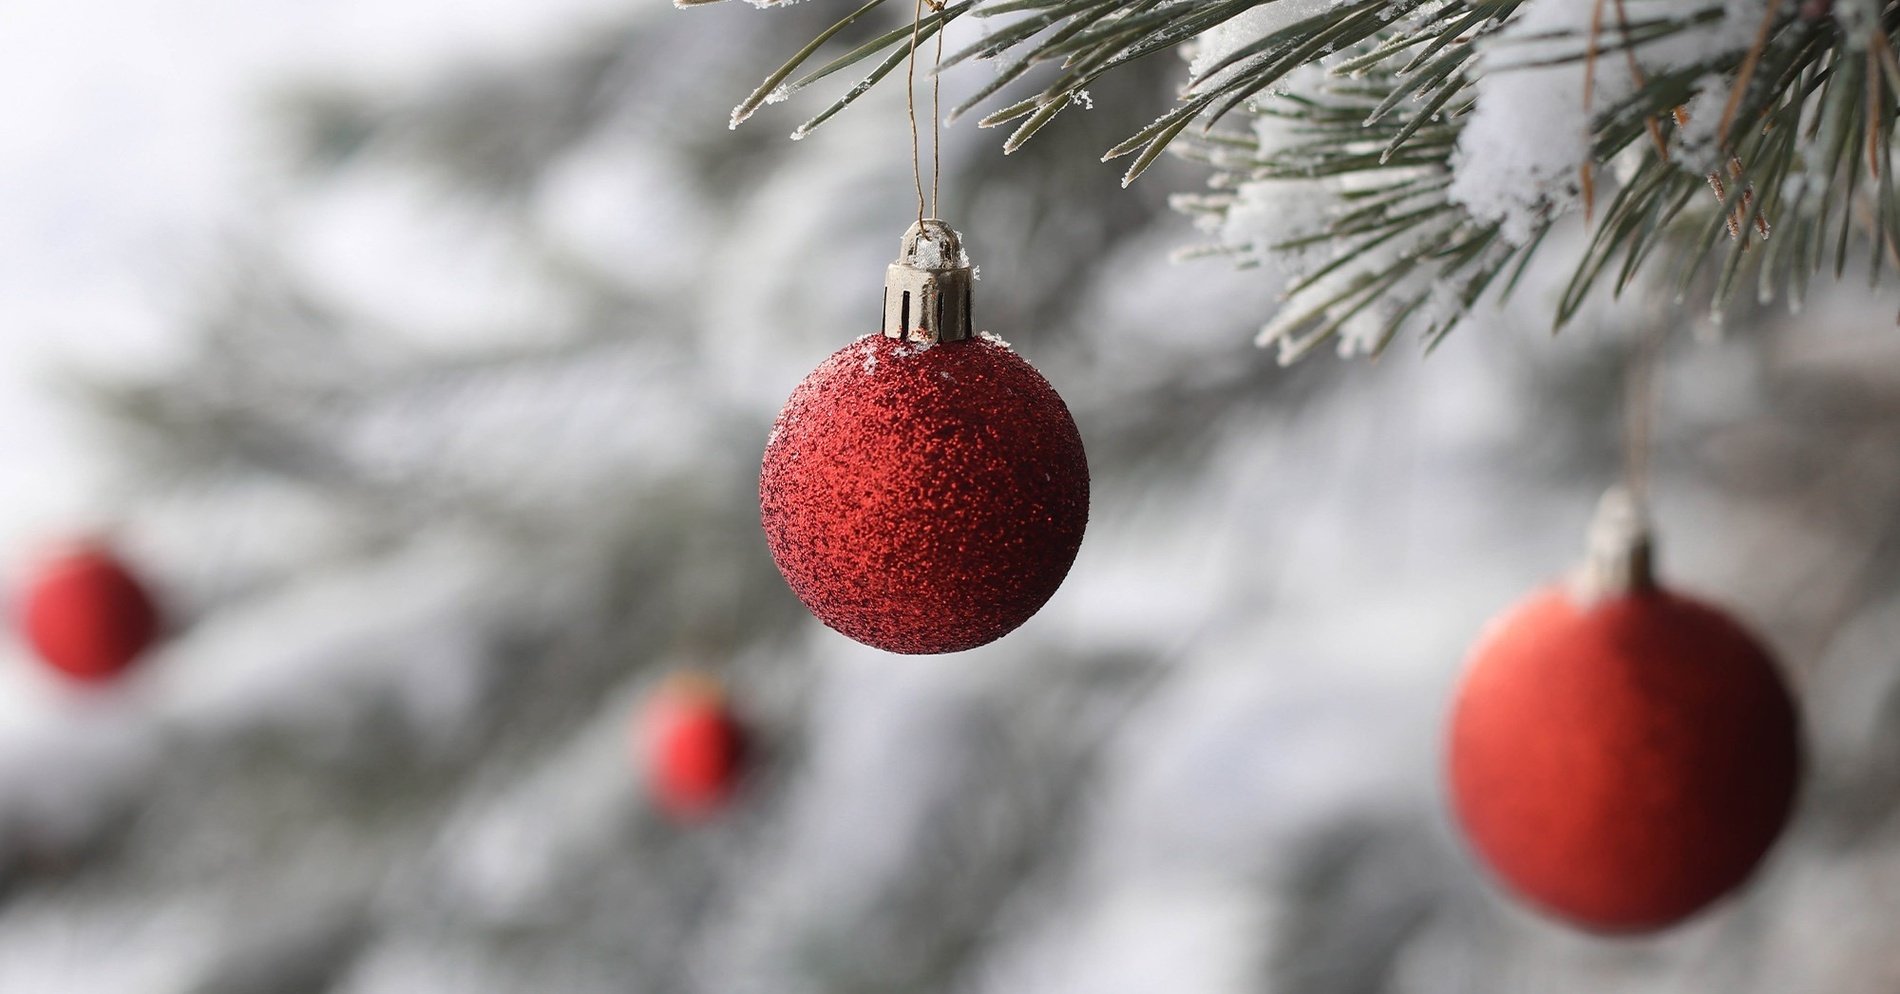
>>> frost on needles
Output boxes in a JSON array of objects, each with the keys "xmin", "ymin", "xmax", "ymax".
[
  {"xmin": 716, "ymin": 0, "xmax": 1900, "ymax": 360},
  {"xmin": 1181, "ymin": 0, "xmax": 1865, "ymax": 361}
]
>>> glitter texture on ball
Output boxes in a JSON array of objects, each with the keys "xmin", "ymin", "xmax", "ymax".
[{"xmin": 760, "ymin": 334, "xmax": 1089, "ymax": 654}]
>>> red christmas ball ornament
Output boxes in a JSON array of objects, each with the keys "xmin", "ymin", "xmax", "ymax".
[
  {"xmin": 640, "ymin": 673, "xmax": 747, "ymax": 821},
  {"xmin": 16, "ymin": 541, "xmax": 163, "ymax": 683},
  {"xmin": 759, "ymin": 221, "xmax": 1088, "ymax": 654},
  {"xmin": 1446, "ymin": 491, "xmax": 1800, "ymax": 933}
]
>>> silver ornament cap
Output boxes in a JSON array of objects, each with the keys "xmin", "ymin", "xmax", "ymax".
[
  {"xmin": 1573, "ymin": 485, "xmax": 1656, "ymax": 603},
  {"xmin": 882, "ymin": 219, "xmax": 974, "ymax": 345}
]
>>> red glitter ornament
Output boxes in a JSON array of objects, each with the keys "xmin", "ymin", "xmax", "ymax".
[
  {"xmin": 640, "ymin": 673, "xmax": 747, "ymax": 822},
  {"xmin": 1446, "ymin": 494, "xmax": 1800, "ymax": 933},
  {"xmin": 759, "ymin": 221, "xmax": 1088, "ymax": 655},
  {"xmin": 761, "ymin": 334, "xmax": 1088, "ymax": 653},
  {"xmin": 16, "ymin": 542, "xmax": 163, "ymax": 683}
]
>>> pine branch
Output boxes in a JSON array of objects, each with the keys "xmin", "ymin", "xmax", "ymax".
[
  {"xmin": 1181, "ymin": 1, "xmax": 1900, "ymax": 354},
  {"xmin": 711, "ymin": 0, "xmax": 1442, "ymax": 171},
  {"xmin": 706, "ymin": 0, "xmax": 1900, "ymax": 357}
]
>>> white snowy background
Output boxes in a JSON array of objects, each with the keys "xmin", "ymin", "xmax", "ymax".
[{"xmin": 1, "ymin": 0, "xmax": 1899, "ymax": 991}]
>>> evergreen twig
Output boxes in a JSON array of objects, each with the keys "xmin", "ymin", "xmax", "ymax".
[{"xmin": 704, "ymin": 0, "xmax": 1900, "ymax": 355}]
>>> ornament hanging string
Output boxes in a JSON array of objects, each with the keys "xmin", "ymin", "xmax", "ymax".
[
  {"xmin": 1623, "ymin": 317, "xmax": 1666, "ymax": 510},
  {"xmin": 906, "ymin": 0, "xmax": 945, "ymax": 226}
]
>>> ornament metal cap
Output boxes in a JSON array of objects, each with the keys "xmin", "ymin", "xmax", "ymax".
[
  {"xmin": 1573, "ymin": 485, "xmax": 1657, "ymax": 602},
  {"xmin": 883, "ymin": 219, "xmax": 974, "ymax": 345}
]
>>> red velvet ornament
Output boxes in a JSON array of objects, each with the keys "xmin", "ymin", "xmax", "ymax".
[
  {"xmin": 640, "ymin": 674, "xmax": 747, "ymax": 821},
  {"xmin": 1447, "ymin": 571, "xmax": 1800, "ymax": 932},
  {"xmin": 17, "ymin": 543, "xmax": 162, "ymax": 683},
  {"xmin": 760, "ymin": 334, "xmax": 1089, "ymax": 654}
]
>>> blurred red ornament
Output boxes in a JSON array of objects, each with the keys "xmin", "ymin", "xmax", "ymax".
[
  {"xmin": 1446, "ymin": 494, "xmax": 1800, "ymax": 933},
  {"xmin": 641, "ymin": 674, "xmax": 747, "ymax": 821},
  {"xmin": 16, "ymin": 542, "xmax": 163, "ymax": 683}
]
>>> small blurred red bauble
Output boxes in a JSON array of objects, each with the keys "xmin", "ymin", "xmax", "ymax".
[
  {"xmin": 17, "ymin": 543, "xmax": 162, "ymax": 683},
  {"xmin": 641, "ymin": 674, "xmax": 747, "ymax": 821},
  {"xmin": 1447, "ymin": 584, "xmax": 1800, "ymax": 933},
  {"xmin": 760, "ymin": 335, "xmax": 1088, "ymax": 654}
]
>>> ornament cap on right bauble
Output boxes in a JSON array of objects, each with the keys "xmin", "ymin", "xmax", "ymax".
[
  {"xmin": 1446, "ymin": 488, "xmax": 1801, "ymax": 934},
  {"xmin": 1572, "ymin": 485, "xmax": 1655, "ymax": 601}
]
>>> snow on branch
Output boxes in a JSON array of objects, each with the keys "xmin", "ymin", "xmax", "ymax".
[{"xmin": 705, "ymin": 0, "xmax": 1900, "ymax": 357}]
